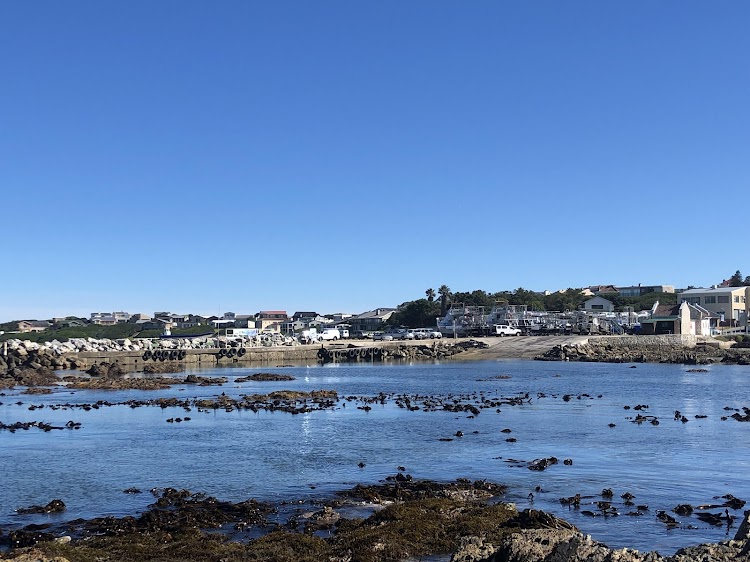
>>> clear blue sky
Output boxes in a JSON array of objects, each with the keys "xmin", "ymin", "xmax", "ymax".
[{"xmin": 2, "ymin": 1, "xmax": 748, "ymax": 322}]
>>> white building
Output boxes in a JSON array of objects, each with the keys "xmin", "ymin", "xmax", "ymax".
[
  {"xmin": 679, "ymin": 286, "xmax": 749, "ymax": 327},
  {"xmin": 582, "ymin": 296, "xmax": 615, "ymax": 313}
]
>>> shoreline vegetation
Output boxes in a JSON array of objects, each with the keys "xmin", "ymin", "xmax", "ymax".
[{"xmin": 2, "ymin": 477, "xmax": 749, "ymax": 562}]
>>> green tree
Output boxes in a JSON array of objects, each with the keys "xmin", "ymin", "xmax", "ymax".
[
  {"xmin": 729, "ymin": 270, "xmax": 744, "ymax": 286},
  {"xmin": 425, "ymin": 288, "xmax": 436, "ymax": 302},
  {"xmin": 543, "ymin": 289, "xmax": 587, "ymax": 312},
  {"xmin": 389, "ymin": 299, "xmax": 441, "ymax": 328},
  {"xmin": 744, "ymin": 276, "xmax": 750, "ymax": 286},
  {"xmin": 438, "ymin": 285, "xmax": 451, "ymax": 317},
  {"xmin": 508, "ymin": 287, "xmax": 545, "ymax": 311}
]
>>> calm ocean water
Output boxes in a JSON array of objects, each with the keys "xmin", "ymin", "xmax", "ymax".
[{"xmin": 1, "ymin": 359, "xmax": 749, "ymax": 554}]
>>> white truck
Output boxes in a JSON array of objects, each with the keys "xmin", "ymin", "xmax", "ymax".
[
  {"xmin": 493, "ymin": 324, "xmax": 522, "ymax": 337},
  {"xmin": 298, "ymin": 328, "xmax": 320, "ymax": 345}
]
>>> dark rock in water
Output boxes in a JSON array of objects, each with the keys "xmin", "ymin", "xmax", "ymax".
[
  {"xmin": 236, "ymin": 373, "xmax": 296, "ymax": 382},
  {"xmin": 123, "ymin": 488, "xmax": 142, "ymax": 494},
  {"xmin": 721, "ymin": 494, "xmax": 746, "ymax": 510},
  {"xmin": 656, "ymin": 510, "xmax": 679, "ymax": 528},
  {"xmin": 86, "ymin": 362, "xmax": 123, "ymax": 378},
  {"xmin": 528, "ymin": 457, "xmax": 558, "ymax": 471},
  {"xmin": 695, "ymin": 511, "xmax": 726, "ymax": 526},
  {"xmin": 673, "ymin": 504, "xmax": 693, "ymax": 516},
  {"xmin": 16, "ymin": 499, "xmax": 66, "ymax": 514}
]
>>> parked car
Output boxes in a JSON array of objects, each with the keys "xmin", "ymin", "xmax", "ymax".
[
  {"xmin": 372, "ymin": 331, "xmax": 393, "ymax": 341},
  {"xmin": 413, "ymin": 328, "xmax": 442, "ymax": 339},
  {"xmin": 352, "ymin": 330, "xmax": 373, "ymax": 339},
  {"xmin": 389, "ymin": 329, "xmax": 414, "ymax": 340},
  {"xmin": 493, "ymin": 324, "xmax": 522, "ymax": 337}
]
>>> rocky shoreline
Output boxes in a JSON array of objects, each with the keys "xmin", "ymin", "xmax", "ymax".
[
  {"xmin": 536, "ymin": 339, "xmax": 750, "ymax": 365},
  {"xmin": 1, "ymin": 477, "xmax": 748, "ymax": 562}
]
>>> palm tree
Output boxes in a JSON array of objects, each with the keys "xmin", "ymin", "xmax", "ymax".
[
  {"xmin": 425, "ymin": 288, "xmax": 436, "ymax": 302},
  {"xmin": 438, "ymin": 285, "xmax": 451, "ymax": 317}
]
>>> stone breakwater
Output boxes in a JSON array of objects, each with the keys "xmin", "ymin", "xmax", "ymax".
[
  {"xmin": 0, "ymin": 338, "xmax": 491, "ymax": 388},
  {"xmin": 536, "ymin": 336, "xmax": 750, "ymax": 365}
]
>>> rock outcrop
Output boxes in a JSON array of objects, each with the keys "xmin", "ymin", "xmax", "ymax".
[
  {"xmin": 536, "ymin": 340, "xmax": 750, "ymax": 365},
  {"xmin": 451, "ymin": 509, "xmax": 750, "ymax": 562},
  {"xmin": 317, "ymin": 339, "xmax": 489, "ymax": 364}
]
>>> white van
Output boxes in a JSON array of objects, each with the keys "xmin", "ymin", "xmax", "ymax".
[{"xmin": 320, "ymin": 328, "xmax": 341, "ymax": 341}]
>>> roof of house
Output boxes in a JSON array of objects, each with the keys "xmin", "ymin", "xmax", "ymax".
[
  {"xmin": 651, "ymin": 303, "xmax": 681, "ymax": 318},
  {"xmin": 258, "ymin": 310, "xmax": 287, "ymax": 315},
  {"xmin": 20, "ymin": 320, "xmax": 51, "ymax": 327},
  {"xmin": 351, "ymin": 308, "xmax": 397, "ymax": 320},
  {"xmin": 686, "ymin": 303, "xmax": 719, "ymax": 319},
  {"xmin": 589, "ymin": 285, "xmax": 619, "ymax": 293},
  {"xmin": 680, "ymin": 286, "xmax": 748, "ymax": 295}
]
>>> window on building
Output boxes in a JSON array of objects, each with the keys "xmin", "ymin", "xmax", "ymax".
[
  {"xmin": 591, "ymin": 304, "xmax": 603, "ymax": 310},
  {"xmin": 704, "ymin": 296, "xmax": 716, "ymax": 304},
  {"xmin": 685, "ymin": 297, "xmax": 701, "ymax": 305},
  {"xmin": 718, "ymin": 296, "xmax": 730, "ymax": 303},
  {"xmin": 734, "ymin": 296, "xmax": 740, "ymax": 303}
]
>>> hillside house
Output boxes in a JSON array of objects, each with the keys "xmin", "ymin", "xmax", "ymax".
[{"xmin": 17, "ymin": 320, "xmax": 51, "ymax": 333}]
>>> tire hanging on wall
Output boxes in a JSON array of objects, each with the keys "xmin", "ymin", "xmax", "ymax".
[
  {"xmin": 237, "ymin": 347, "xmax": 246, "ymax": 357},
  {"xmin": 142, "ymin": 350, "xmax": 152, "ymax": 360},
  {"xmin": 178, "ymin": 350, "xmax": 187, "ymax": 360}
]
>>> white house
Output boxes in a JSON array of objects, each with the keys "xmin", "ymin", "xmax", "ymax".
[{"xmin": 583, "ymin": 296, "xmax": 615, "ymax": 313}]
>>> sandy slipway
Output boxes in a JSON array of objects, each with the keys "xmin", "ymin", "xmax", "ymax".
[{"xmin": 2, "ymin": 478, "xmax": 749, "ymax": 562}]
